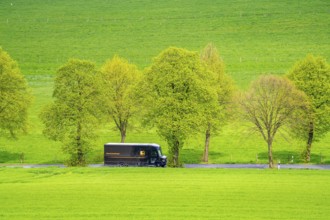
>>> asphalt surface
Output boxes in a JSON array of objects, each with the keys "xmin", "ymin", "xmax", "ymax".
[
  {"xmin": 3, "ymin": 164, "xmax": 330, "ymax": 169},
  {"xmin": 184, "ymin": 164, "xmax": 330, "ymax": 169}
]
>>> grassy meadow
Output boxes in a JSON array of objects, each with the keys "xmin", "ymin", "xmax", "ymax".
[
  {"xmin": 1, "ymin": 167, "xmax": 330, "ymax": 219},
  {"xmin": 0, "ymin": 0, "xmax": 329, "ymax": 165},
  {"xmin": 1, "ymin": 0, "xmax": 329, "ymax": 84}
]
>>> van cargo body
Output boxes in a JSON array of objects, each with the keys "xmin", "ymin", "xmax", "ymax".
[{"xmin": 104, "ymin": 143, "xmax": 167, "ymax": 167}]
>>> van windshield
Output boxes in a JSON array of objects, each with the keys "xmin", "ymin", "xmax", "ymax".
[{"xmin": 158, "ymin": 149, "xmax": 163, "ymax": 156}]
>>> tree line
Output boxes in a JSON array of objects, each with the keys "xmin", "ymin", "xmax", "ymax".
[{"xmin": 0, "ymin": 45, "xmax": 329, "ymax": 168}]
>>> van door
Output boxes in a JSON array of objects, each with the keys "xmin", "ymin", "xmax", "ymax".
[{"xmin": 150, "ymin": 148, "xmax": 158, "ymax": 164}]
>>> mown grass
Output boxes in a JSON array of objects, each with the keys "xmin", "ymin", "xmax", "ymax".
[
  {"xmin": 0, "ymin": 0, "xmax": 329, "ymax": 165},
  {"xmin": 0, "ymin": 167, "xmax": 329, "ymax": 219}
]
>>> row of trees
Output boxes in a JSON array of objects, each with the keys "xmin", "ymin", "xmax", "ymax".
[
  {"xmin": 238, "ymin": 55, "xmax": 329, "ymax": 167},
  {"xmin": 0, "ymin": 46, "xmax": 329, "ymax": 167}
]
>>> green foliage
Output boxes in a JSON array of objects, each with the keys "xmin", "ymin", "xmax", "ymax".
[
  {"xmin": 200, "ymin": 43, "xmax": 235, "ymax": 162},
  {"xmin": 143, "ymin": 47, "xmax": 217, "ymax": 166},
  {"xmin": 1, "ymin": 168, "xmax": 330, "ymax": 220},
  {"xmin": 200, "ymin": 43, "xmax": 232, "ymax": 128},
  {"xmin": 40, "ymin": 59, "xmax": 102, "ymax": 166},
  {"xmin": 100, "ymin": 55, "xmax": 141, "ymax": 142},
  {"xmin": 0, "ymin": 48, "xmax": 32, "ymax": 138},
  {"xmin": 287, "ymin": 55, "xmax": 330, "ymax": 139},
  {"xmin": 238, "ymin": 75, "xmax": 309, "ymax": 168}
]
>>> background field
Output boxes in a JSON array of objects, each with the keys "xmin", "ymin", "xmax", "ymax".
[
  {"xmin": 1, "ymin": 0, "xmax": 329, "ymax": 85},
  {"xmin": 0, "ymin": 167, "xmax": 329, "ymax": 220},
  {"xmin": 0, "ymin": 0, "xmax": 329, "ymax": 165}
]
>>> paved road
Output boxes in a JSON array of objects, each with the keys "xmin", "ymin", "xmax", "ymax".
[
  {"xmin": 184, "ymin": 164, "xmax": 330, "ymax": 169},
  {"xmin": 3, "ymin": 164, "xmax": 330, "ymax": 169}
]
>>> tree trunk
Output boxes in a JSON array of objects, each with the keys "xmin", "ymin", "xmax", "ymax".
[
  {"xmin": 203, "ymin": 123, "xmax": 211, "ymax": 163},
  {"xmin": 114, "ymin": 117, "xmax": 128, "ymax": 143},
  {"xmin": 173, "ymin": 148, "xmax": 179, "ymax": 167},
  {"xmin": 77, "ymin": 145, "xmax": 84, "ymax": 165},
  {"xmin": 76, "ymin": 121, "xmax": 84, "ymax": 165},
  {"xmin": 172, "ymin": 140, "xmax": 180, "ymax": 167},
  {"xmin": 120, "ymin": 127, "xmax": 126, "ymax": 143},
  {"xmin": 305, "ymin": 122, "xmax": 314, "ymax": 162},
  {"xmin": 267, "ymin": 140, "xmax": 273, "ymax": 168},
  {"xmin": 118, "ymin": 120, "xmax": 127, "ymax": 143}
]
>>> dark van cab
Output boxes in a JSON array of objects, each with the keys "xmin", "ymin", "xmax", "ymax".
[{"xmin": 104, "ymin": 143, "xmax": 167, "ymax": 167}]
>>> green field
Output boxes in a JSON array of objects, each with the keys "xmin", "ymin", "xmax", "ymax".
[
  {"xmin": 0, "ymin": 0, "xmax": 329, "ymax": 165},
  {"xmin": 0, "ymin": 167, "xmax": 329, "ymax": 219},
  {"xmin": 1, "ymin": 0, "xmax": 329, "ymax": 85}
]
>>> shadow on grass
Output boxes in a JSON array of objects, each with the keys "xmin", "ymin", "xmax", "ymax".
[
  {"xmin": 181, "ymin": 149, "xmax": 227, "ymax": 164},
  {"xmin": 258, "ymin": 150, "xmax": 326, "ymax": 164},
  {"xmin": 209, "ymin": 151, "xmax": 229, "ymax": 163},
  {"xmin": 310, "ymin": 152, "xmax": 327, "ymax": 164},
  {"xmin": 181, "ymin": 148, "xmax": 203, "ymax": 164},
  {"xmin": 0, "ymin": 150, "xmax": 22, "ymax": 163}
]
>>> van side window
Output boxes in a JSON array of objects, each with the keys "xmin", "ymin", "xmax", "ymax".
[{"xmin": 151, "ymin": 149, "xmax": 158, "ymax": 157}]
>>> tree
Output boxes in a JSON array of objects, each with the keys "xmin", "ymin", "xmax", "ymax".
[
  {"xmin": 0, "ymin": 48, "xmax": 32, "ymax": 138},
  {"xmin": 200, "ymin": 43, "xmax": 235, "ymax": 162},
  {"xmin": 142, "ymin": 47, "xmax": 217, "ymax": 167},
  {"xmin": 238, "ymin": 75, "xmax": 308, "ymax": 168},
  {"xmin": 287, "ymin": 55, "xmax": 330, "ymax": 161},
  {"xmin": 40, "ymin": 59, "xmax": 102, "ymax": 166},
  {"xmin": 100, "ymin": 55, "xmax": 141, "ymax": 143}
]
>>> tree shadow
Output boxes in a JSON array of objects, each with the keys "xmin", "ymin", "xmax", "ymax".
[
  {"xmin": 181, "ymin": 149, "xmax": 227, "ymax": 164},
  {"xmin": 0, "ymin": 150, "xmax": 21, "ymax": 163},
  {"xmin": 257, "ymin": 150, "xmax": 301, "ymax": 163},
  {"xmin": 257, "ymin": 150, "xmax": 326, "ymax": 164},
  {"xmin": 209, "ymin": 151, "xmax": 228, "ymax": 163},
  {"xmin": 310, "ymin": 152, "xmax": 328, "ymax": 164},
  {"xmin": 181, "ymin": 148, "xmax": 203, "ymax": 164}
]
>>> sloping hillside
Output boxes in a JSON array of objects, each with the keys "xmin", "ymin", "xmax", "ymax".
[{"xmin": 0, "ymin": 0, "xmax": 329, "ymax": 86}]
